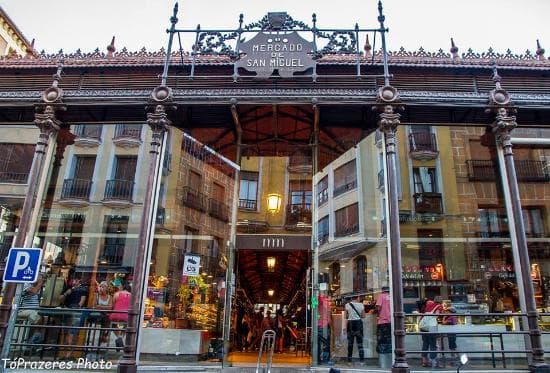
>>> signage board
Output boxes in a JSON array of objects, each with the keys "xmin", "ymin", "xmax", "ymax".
[
  {"xmin": 182, "ymin": 254, "xmax": 201, "ymax": 276},
  {"xmin": 235, "ymin": 31, "xmax": 315, "ymax": 78},
  {"xmin": 3, "ymin": 248, "xmax": 43, "ymax": 283}
]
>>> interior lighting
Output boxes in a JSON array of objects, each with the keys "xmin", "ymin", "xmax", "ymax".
[
  {"xmin": 266, "ymin": 193, "xmax": 282, "ymax": 213},
  {"xmin": 268, "ymin": 289, "xmax": 275, "ymax": 296},
  {"xmin": 267, "ymin": 257, "xmax": 276, "ymax": 272}
]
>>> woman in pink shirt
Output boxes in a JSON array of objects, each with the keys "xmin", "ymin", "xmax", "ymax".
[
  {"xmin": 109, "ymin": 279, "xmax": 131, "ymax": 351},
  {"xmin": 376, "ymin": 287, "xmax": 392, "ymax": 355}
]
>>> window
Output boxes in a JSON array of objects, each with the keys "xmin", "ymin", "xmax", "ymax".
[
  {"xmin": 189, "ymin": 170, "xmax": 201, "ymax": 191},
  {"xmin": 239, "ymin": 171, "xmax": 258, "ymax": 210},
  {"xmin": 184, "ymin": 226, "xmax": 199, "ymax": 253},
  {"xmin": 290, "ymin": 180, "xmax": 311, "ymax": 209},
  {"xmin": 105, "ymin": 156, "xmax": 137, "ymax": 200},
  {"xmin": 409, "ymin": 125, "xmax": 436, "ymax": 152},
  {"xmin": 333, "ymin": 160, "xmax": 357, "ymax": 197},
  {"xmin": 523, "ymin": 208, "xmax": 545, "ymax": 237},
  {"xmin": 101, "ymin": 215, "xmax": 129, "ymax": 265},
  {"xmin": 478, "ymin": 207, "xmax": 508, "ymax": 238},
  {"xmin": 318, "ymin": 216, "xmax": 329, "ymax": 244},
  {"xmin": 317, "ymin": 176, "xmax": 328, "ymax": 205},
  {"xmin": 62, "ymin": 156, "xmax": 95, "ymax": 199},
  {"xmin": 353, "ymin": 255, "xmax": 367, "ymax": 292},
  {"xmin": 412, "ymin": 167, "xmax": 437, "ymax": 194},
  {"xmin": 0, "ymin": 143, "xmax": 34, "ymax": 183},
  {"xmin": 335, "ymin": 203, "xmax": 359, "ymax": 236}
]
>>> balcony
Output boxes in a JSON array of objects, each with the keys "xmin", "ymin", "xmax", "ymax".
[
  {"xmin": 288, "ymin": 155, "xmax": 312, "ymax": 174},
  {"xmin": 333, "ymin": 179, "xmax": 357, "ymax": 197},
  {"xmin": 239, "ymin": 199, "xmax": 257, "ymax": 211},
  {"xmin": 113, "ymin": 124, "xmax": 142, "ymax": 148},
  {"xmin": 413, "ymin": 192, "xmax": 443, "ymax": 214},
  {"xmin": 409, "ymin": 132, "xmax": 438, "ymax": 160},
  {"xmin": 335, "ymin": 224, "xmax": 359, "ymax": 237},
  {"xmin": 98, "ymin": 244, "xmax": 125, "ymax": 266},
  {"xmin": 73, "ymin": 125, "xmax": 102, "ymax": 147},
  {"xmin": 209, "ymin": 198, "xmax": 230, "ymax": 222},
  {"xmin": 103, "ymin": 179, "xmax": 134, "ymax": 207},
  {"xmin": 467, "ymin": 160, "xmax": 549, "ymax": 182},
  {"xmin": 0, "ymin": 171, "xmax": 29, "ymax": 184},
  {"xmin": 181, "ymin": 186, "xmax": 206, "ymax": 212},
  {"xmin": 59, "ymin": 178, "xmax": 92, "ymax": 207},
  {"xmin": 318, "ymin": 232, "xmax": 329, "ymax": 245},
  {"xmin": 285, "ymin": 204, "xmax": 312, "ymax": 230}
]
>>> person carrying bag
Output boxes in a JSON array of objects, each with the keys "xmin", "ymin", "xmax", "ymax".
[{"xmin": 345, "ymin": 295, "xmax": 365, "ymax": 365}]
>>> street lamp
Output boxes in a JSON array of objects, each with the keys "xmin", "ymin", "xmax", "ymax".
[
  {"xmin": 267, "ymin": 289, "xmax": 274, "ymax": 297},
  {"xmin": 266, "ymin": 193, "xmax": 282, "ymax": 213},
  {"xmin": 267, "ymin": 256, "xmax": 276, "ymax": 272}
]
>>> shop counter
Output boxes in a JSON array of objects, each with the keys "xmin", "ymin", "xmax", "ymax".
[{"xmin": 140, "ymin": 328, "xmax": 210, "ymax": 355}]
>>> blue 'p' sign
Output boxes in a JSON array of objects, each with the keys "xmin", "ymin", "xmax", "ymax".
[{"xmin": 3, "ymin": 248, "xmax": 43, "ymax": 283}]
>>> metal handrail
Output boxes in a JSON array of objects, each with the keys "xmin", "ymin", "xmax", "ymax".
[{"xmin": 256, "ymin": 329, "xmax": 275, "ymax": 373}]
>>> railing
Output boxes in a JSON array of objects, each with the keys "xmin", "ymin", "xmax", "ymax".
[
  {"xmin": 181, "ymin": 186, "xmax": 206, "ymax": 211},
  {"xmin": 209, "ymin": 198, "xmax": 229, "ymax": 222},
  {"xmin": 104, "ymin": 179, "xmax": 134, "ymax": 201},
  {"xmin": 318, "ymin": 232, "xmax": 329, "ymax": 245},
  {"xmin": 0, "ymin": 171, "xmax": 29, "ymax": 184},
  {"xmin": 285, "ymin": 204, "xmax": 312, "ymax": 226},
  {"xmin": 467, "ymin": 160, "xmax": 549, "ymax": 182},
  {"xmin": 239, "ymin": 198, "xmax": 257, "ymax": 210},
  {"xmin": 409, "ymin": 132, "xmax": 437, "ymax": 152},
  {"xmin": 333, "ymin": 179, "xmax": 357, "ymax": 197},
  {"xmin": 60, "ymin": 179, "xmax": 92, "ymax": 200},
  {"xmin": 318, "ymin": 189, "xmax": 328, "ymax": 206},
  {"xmin": 288, "ymin": 155, "xmax": 312, "ymax": 173},
  {"xmin": 113, "ymin": 124, "xmax": 142, "ymax": 139},
  {"xmin": 74, "ymin": 124, "xmax": 102, "ymax": 139},
  {"xmin": 413, "ymin": 192, "xmax": 443, "ymax": 214},
  {"xmin": 99, "ymin": 244, "xmax": 125, "ymax": 265},
  {"xmin": 334, "ymin": 224, "xmax": 359, "ymax": 237}
]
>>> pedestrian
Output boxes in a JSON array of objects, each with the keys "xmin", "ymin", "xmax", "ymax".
[
  {"xmin": 317, "ymin": 293, "xmax": 332, "ymax": 364},
  {"xmin": 59, "ymin": 273, "xmax": 88, "ymax": 359},
  {"xmin": 109, "ymin": 279, "xmax": 131, "ymax": 352},
  {"xmin": 441, "ymin": 302, "xmax": 458, "ymax": 365},
  {"xmin": 376, "ymin": 286, "xmax": 392, "ymax": 367},
  {"xmin": 345, "ymin": 295, "xmax": 365, "ymax": 365},
  {"xmin": 419, "ymin": 299, "xmax": 442, "ymax": 368}
]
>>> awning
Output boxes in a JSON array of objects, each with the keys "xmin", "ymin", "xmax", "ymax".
[{"xmin": 318, "ymin": 239, "xmax": 377, "ymax": 261}]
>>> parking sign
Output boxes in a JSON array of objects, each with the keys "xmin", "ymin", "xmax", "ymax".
[
  {"xmin": 182, "ymin": 254, "xmax": 201, "ymax": 276},
  {"xmin": 3, "ymin": 248, "xmax": 43, "ymax": 283}
]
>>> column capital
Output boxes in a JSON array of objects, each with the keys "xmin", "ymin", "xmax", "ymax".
[
  {"xmin": 146, "ymin": 104, "xmax": 172, "ymax": 133},
  {"xmin": 34, "ymin": 104, "xmax": 63, "ymax": 135},
  {"xmin": 373, "ymin": 85, "xmax": 403, "ymax": 134},
  {"xmin": 490, "ymin": 107, "xmax": 517, "ymax": 152}
]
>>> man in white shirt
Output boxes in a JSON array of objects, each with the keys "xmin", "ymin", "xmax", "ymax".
[{"xmin": 345, "ymin": 295, "xmax": 365, "ymax": 364}]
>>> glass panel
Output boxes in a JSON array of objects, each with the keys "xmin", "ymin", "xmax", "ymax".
[
  {"xmin": 9, "ymin": 124, "xmax": 145, "ymax": 363},
  {"xmin": 401, "ymin": 125, "xmax": 526, "ymax": 369},
  {"xmin": 315, "ymin": 130, "xmax": 387, "ymax": 369},
  {"xmin": 140, "ymin": 129, "xmax": 236, "ymax": 365}
]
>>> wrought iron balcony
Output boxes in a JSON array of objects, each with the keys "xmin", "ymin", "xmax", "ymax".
[
  {"xmin": 333, "ymin": 179, "xmax": 357, "ymax": 197},
  {"xmin": 239, "ymin": 199, "xmax": 257, "ymax": 210},
  {"xmin": 113, "ymin": 124, "xmax": 142, "ymax": 147},
  {"xmin": 413, "ymin": 192, "xmax": 443, "ymax": 214},
  {"xmin": 104, "ymin": 179, "xmax": 134, "ymax": 201},
  {"xmin": 98, "ymin": 244, "xmax": 125, "ymax": 266},
  {"xmin": 285, "ymin": 204, "xmax": 312, "ymax": 226},
  {"xmin": 467, "ymin": 160, "xmax": 549, "ymax": 182},
  {"xmin": 181, "ymin": 186, "xmax": 206, "ymax": 212},
  {"xmin": 60, "ymin": 178, "xmax": 92, "ymax": 200},
  {"xmin": 409, "ymin": 132, "xmax": 438, "ymax": 160},
  {"xmin": 74, "ymin": 124, "xmax": 102, "ymax": 139},
  {"xmin": 476, "ymin": 231, "xmax": 510, "ymax": 238},
  {"xmin": 0, "ymin": 171, "xmax": 29, "ymax": 184},
  {"xmin": 209, "ymin": 198, "xmax": 230, "ymax": 222},
  {"xmin": 334, "ymin": 224, "xmax": 359, "ymax": 237},
  {"xmin": 288, "ymin": 155, "xmax": 312, "ymax": 174}
]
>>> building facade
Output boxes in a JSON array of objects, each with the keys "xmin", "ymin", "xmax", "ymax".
[{"xmin": 0, "ymin": 5, "xmax": 548, "ymax": 373}]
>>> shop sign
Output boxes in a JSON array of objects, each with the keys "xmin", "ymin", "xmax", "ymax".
[
  {"xmin": 182, "ymin": 254, "xmax": 201, "ymax": 276},
  {"xmin": 236, "ymin": 234, "xmax": 310, "ymax": 250},
  {"xmin": 402, "ymin": 265, "xmax": 443, "ymax": 281},
  {"xmin": 235, "ymin": 31, "xmax": 315, "ymax": 78}
]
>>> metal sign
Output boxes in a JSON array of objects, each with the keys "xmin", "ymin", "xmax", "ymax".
[
  {"xmin": 235, "ymin": 31, "xmax": 315, "ymax": 78},
  {"xmin": 3, "ymin": 248, "xmax": 43, "ymax": 283},
  {"xmin": 182, "ymin": 254, "xmax": 201, "ymax": 276}
]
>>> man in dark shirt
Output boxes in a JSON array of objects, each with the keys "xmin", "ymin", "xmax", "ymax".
[{"xmin": 59, "ymin": 277, "xmax": 88, "ymax": 359}]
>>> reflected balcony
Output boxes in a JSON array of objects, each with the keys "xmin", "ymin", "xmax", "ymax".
[
  {"xmin": 285, "ymin": 204, "xmax": 312, "ymax": 230},
  {"xmin": 209, "ymin": 198, "xmax": 229, "ymax": 222},
  {"xmin": 73, "ymin": 124, "xmax": 102, "ymax": 147},
  {"xmin": 103, "ymin": 179, "xmax": 134, "ymax": 207},
  {"xmin": 409, "ymin": 132, "xmax": 438, "ymax": 160},
  {"xmin": 467, "ymin": 159, "xmax": 549, "ymax": 182},
  {"xmin": 0, "ymin": 171, "xmax": 29, "ymax": 184},
  {"xmin": 181, "ymin": 186, "xmax": 206, "ymax": 212},
  {"xmin": 113, "ymin": 124, "xmax": 142, "ymax": 148},
  {"xmin": 59, "ymin": 178, "xmax": 92, "ymax": 207},
  {"xmin": 239, "ymin": 199, "xmax": 257, "ymax": 211},
  {"xmin": 333, "ymin": 178, "xmax": 357, "ymax": 197},
  {"xmin": 98, "ymin": 244, "xmax": 125, "ymax": 266},
  {"xmin": 413, "ymin": 192, "xmax": 443, "ymax": 214},
  {"xmin": 318, "ymin": 232, "xmax": 329, "ymax": 245},
  {"xmin": 288, "ymin": 155, "xmax": 312, "ymax": 174},
  {"xmin": 335, "ymin": 224, "xmax": 359, "ymax": 237}
]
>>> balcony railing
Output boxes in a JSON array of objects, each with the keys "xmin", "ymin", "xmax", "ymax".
[
  {"xmin": 285, "ymin": 204, "xmax": 312, "ymax": 226},
  {"xmin": 181, "ymin": 186, "xmax": 206, "ymax": 212},
  {"xmin": 333, "ymin": 179, "xmax": 357, "ymax": 197},
  {"xmin": 113, "ymin": 124, "xmax": 142, "ymax": 140},
  {"xmin": 335, "ymin": 224, "xmax": 359, "ymax": 237},
  {"xmin": 239, "ymin": 199, "xmax": 257, "ymax": 210},
  {"xmin": 318, "ymin": 232, "xmax": 329, "ymax": 245},
  {"xmin": 0, "ymin": 171, "xmax": 29, "ymax": 184},
  {"xmin": 413, "ymin": 192, "xmax": 443, "ymax": 214},
  {"xmin": 288, "ymin": 155, "xmax": 312, "ymax": 173},
  {"xmin": 74, "ymin": 124, "xmax": 102, "ymax": 139},
  {"xmin": 104, "ymin": 179, "xmax": 134, "ymax": 201},
  {"xmin": 209, "ymin": 198, "xmax": 229, "ymax": 222},
  {"xmin": 409, "ymin": 132, "xmax": 437, "ymax": 152},
  {"xmin": 318, "ymin": 189, "xmax": 328, "ymax": 206},
  {"xmin": 99, "ymin": 244, "xmax": 125, "ymax": 265},
  {"xmin": 60, "ymin": 179, "xmax": 92, "ymax": 200},
  {"xmin": 467, "ymin": 160, "xmax": 549, "ymax": 182}
]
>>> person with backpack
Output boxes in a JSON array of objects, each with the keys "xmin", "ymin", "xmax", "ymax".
[
  {"xmin": 419, "ymin": 299, "xmax": 442, "ymax": 367},
  {"xmin": 345, "ymin": 295, "xmax": 365, "ymax": 365}
]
